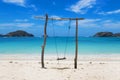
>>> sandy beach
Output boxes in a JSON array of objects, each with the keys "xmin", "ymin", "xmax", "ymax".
[{"xmin": 0, "ymin": 54, "xmax": 120, "ymax": 80}]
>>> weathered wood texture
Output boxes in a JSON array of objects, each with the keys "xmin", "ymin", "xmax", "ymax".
[
  {"xmin": 74, "ymin": 18, "xmax": 78, "ymax": 69},
  {"xmin": 35, "ymin": 16, "xmax": 84, "ymax": 20},
  {"xmin": 41, "ymin": 14, "xmax": 48, "ymax": 68}
]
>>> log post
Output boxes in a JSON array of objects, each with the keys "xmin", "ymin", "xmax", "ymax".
[
  {"xmin": 74, "ymin": 18, "xmax": 78, "ymax": 69},
  {"xmin": 41, "ymin": 14, "xmax": 48, "ymax": 68}
]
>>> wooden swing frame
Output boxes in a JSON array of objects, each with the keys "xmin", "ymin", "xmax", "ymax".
[{"xmin": 35, "ymin": 14, "xmax": 84, "ymax": 69}]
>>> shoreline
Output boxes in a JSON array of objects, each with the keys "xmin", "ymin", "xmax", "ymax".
[{"xmin": 0, "ymin": 54, "xmax": 120, "ymax": 61}]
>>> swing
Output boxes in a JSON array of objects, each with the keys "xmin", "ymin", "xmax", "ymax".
[
  {"xmin": 35, "ymin": 14, "xmax": 84, "ymax": 69},
  {"xmin": 57, "ymin": 57, "xmax": 66, "ymax": 60},
  {"xmin": 52, "ymin": 19, "xmax": 71, "ymax": 61}
]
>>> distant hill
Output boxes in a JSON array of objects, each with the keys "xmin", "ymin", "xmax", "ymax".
[
  {"xmin": 113, "ymin": 33, "xmax": 120, "ymax": 37},
  {"xmin": 0, "ymin": 34, "xmax": 4, "ymax": 37},
  {"xmin": 93, "ymin": 32, "xmax": 120, "ymax": 37},
  {"xmin": 0, "ymin": 30, "xmax": 34, "ymax": 37}
]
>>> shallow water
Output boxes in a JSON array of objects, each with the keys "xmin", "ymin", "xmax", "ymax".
[{"xmin": 0, "ymin": 37, "xmax": 120, "ymax": 56}]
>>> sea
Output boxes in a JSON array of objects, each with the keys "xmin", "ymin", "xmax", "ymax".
[{"xmin": 0, "ymin": 37, "xmax": 120, "ymax": 56}]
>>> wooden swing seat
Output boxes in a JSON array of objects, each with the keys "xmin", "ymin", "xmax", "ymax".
[{"xmin": 57, "ymin": 57, "xmax": 66, "ymax": 60}]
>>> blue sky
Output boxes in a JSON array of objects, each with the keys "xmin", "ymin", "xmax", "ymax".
[{"xmin": 0, "ymin": 0, "xmax": 120, "ymax": 37}]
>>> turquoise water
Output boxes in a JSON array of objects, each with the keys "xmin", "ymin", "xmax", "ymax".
[{"xmin": 0, "ymin": 37, "xmax": 120, "ymax": 55}]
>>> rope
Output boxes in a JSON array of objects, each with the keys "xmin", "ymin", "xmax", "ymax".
[
  {"xmin": 51, "ymin": 19, "xmax": 71, "ymax": 68},
  {"xmin": 64, "ymin": 19, "xmax": 71, "ymax": 57},
  {"xmin": 51, "ymin": 19, "xmax": 59, "ymax": 64},
  {"xmin": 52, "ymin": 19, "xmax": 71, "ymax": 65}
]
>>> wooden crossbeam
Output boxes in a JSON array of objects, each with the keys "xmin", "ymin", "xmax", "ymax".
[{"xmin": 35, "ymin": 16, "xmax": 84, "ymax": 20}]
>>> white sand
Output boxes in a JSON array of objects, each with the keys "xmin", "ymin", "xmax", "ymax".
[{"xmin": 0, "ymin": 54, "xmax": 120, "ymax": 80}]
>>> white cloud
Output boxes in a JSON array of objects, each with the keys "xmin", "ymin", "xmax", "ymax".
[
  {"xmin": 3, "ymin": 0, "xmax": 26, "ymax": 7},
  {"xmin": 16, "ymin": 23, "xmax": 34, "ymax": 27},
  {"xmin": 102, "ymin": 20, "xmax": 120, "ymax": 28},
  {"xmin": 50, "ymin": 15, "xmax": 62, "ymax": 19},
  {"xmin": 79, "ymin": 19, "xmax": 120, "ymax": 28},
  {"xmin": 70, "ymin": 19, "xmax": 101, "ymax": 28},
  {"xmin": 0, "ymin": 23, "xmax": 14, "ymax": 27},
  {"xmin": 48, "ymin": 17, "xmax": 101, "ymax": 27},
  {"xmin": 47, "ymin": 16, "xmax": 120, "ymax": 29},
  {"xmin": 29, "ymin": 4, "xmax": 38, "ymax": 11},
  {"xmin": 0, "ymin": 23, "xmax": 34, "ymax": 28},
  {"xmin": 66, "ymin": 0, "xmax": 96, "ymax": 14},
  {"xmin": 79, "ymin": 19, "xmax": 100, "ymax": 27},
  {"xmin": 98, "ymin": 9, "xmax": 120, "ymax": 15},
  {"xmin": 63, "ymin": 18, "xmax": 120, "ymax": 28},
  {"xmin": 14, "ymin": 19, "xmax": 29, "ymax": 22},
  {"xmin": 2, "ymin": 0, "xmax": 37, "ymax": 11},
  {"xmin": 79, "ymin": 19, "xmax": 101, "ymax": 23}
]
